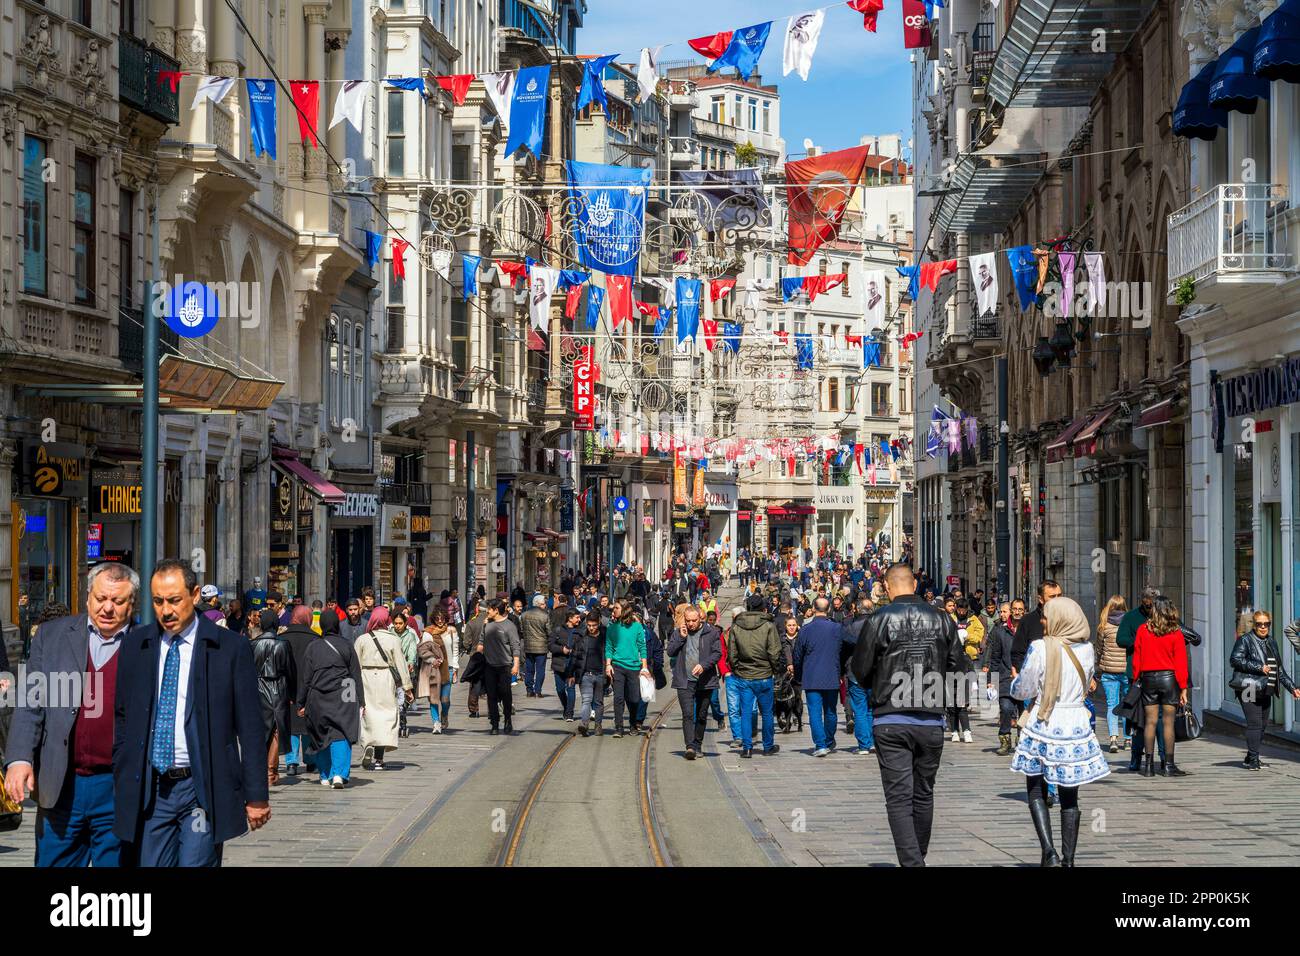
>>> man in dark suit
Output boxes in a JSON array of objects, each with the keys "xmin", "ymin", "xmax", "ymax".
[
  {"xmin": 4, "ymin": 563, "xmax": 139, "ymax": 866},
  {"xmin": 113, "ymin": 559, "xmax": 270, "ymax": 866}
]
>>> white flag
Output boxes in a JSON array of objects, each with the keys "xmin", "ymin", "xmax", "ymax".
[
  {"xmin": 864, "ymin": 270, "xmax": 887, "ymax": 330},
  {"xmin": 970, "ymin": 252, "xmax": 999, "ymax": 317},
  {"xmin": 431, "ymin": 248, "xmax": 452, "ymax": 284},
  {"xmin": 645, "ymin": 276, "xmax": 677, "ymax": 307},
  {"xmin": 1084, "ymin": 251, "xmax": 1106, "ymax": 316},
  {"xmin": 329, "ymin": 80, "xmax": 368, "ymax": 133},
  {"xmin": 191, "ymin": 75, "xmax": 236, "ymax": 111},
  {"xmin": 637, "ymin": 46, "xmax": 665, "ymax": 103},
  {"xmin": 528, "ymin": 266, "xmax": 561, "ymax": 331},
  {"xmin": 482, "ymin": 71, "xmax": 517, "ymax": 123},
  {"xmin": 783, "ymin": 11, "xmax": 825, "ymax": 81}
]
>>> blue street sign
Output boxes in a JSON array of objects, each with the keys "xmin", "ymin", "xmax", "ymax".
[{"xmin": 613, "ymin": 496, "xmax": 629, "ymax": 513}]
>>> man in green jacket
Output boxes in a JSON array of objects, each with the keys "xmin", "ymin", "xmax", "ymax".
[
  {"xmin": 1116, "ymin": 587, "xmax": 1160, "ymax": 770},
  {"xmin": 726, "ymin": 594, "xmax": 787, "ymax": 757},
  {"xmin": 604, "ymin": 601, "xmax": 648, "ymax": 737}
]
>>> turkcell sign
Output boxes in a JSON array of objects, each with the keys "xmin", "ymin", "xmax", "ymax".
[
  {"xmin": 566, "ymin": 160, "xmax": 652, "ymax": 277},
  {"xmin": 574, "ymin": 346, "xmax": 597, "ymax": 431}
]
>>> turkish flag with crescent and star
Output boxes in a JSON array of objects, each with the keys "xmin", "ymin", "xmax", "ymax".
[
  {"xmin": 785, "ymin": 145, "xmax": 871, "ymax": 265},
  {"xmin": 290, "ymin": 81, "xmax": 321, "ymax": 147},
  {"xmin": 688, "ymin": 31, "xmax": 734, "ymax": 61}
]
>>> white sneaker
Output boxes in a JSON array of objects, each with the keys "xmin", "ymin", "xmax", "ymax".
[
  {"xmin": 320, "ymin": 778, "xmax": 332, "ymax": 787},
  {"xmin": 433, "ymin": 722, "xmax": 443, "ymax": 734},
  {"xmin": 951, "ymin": 731, "xmax": 961, "ymax": 743},
  {"xmin": 962, "ymin": 730, "xmax": 974, "ymax": 744},
  {"xmin": 331, "ymin": 775, "xmax": 345, "ymax": 789}
]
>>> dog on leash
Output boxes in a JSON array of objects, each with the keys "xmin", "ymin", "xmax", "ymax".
[{"xmin": 774, "ymin": 671, "xmax": 803, "ymax": 733}]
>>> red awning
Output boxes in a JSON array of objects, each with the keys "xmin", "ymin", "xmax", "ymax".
[
  {"xmin": 737, "ymin": 510, "xmax": 753, "ymax": 521},
  {"xmin": 767, "ymin": 505, "xmax": 816, "ymax": 517},
  {"xmin": 1137, "ymin": 398, "xmax": 1174, "ymax": 429},
  {"xmin": 1045, "ymin": 415, "xmax": 1091, "ymax": 463},
  {"xmin": 1072, "ymin": 403, "xmax": 1120, "ymax": 459},
  {"xmin": 275, "ymin": 458, "xmax": 345, "ymax": 504}
]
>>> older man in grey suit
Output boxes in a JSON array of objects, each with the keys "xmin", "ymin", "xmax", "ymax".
[{"xmin": 4, "ymin": 563, "xmax": 138, "ymax": 866}]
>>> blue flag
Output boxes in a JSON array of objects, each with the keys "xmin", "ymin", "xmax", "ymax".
[
  {"xmin": 863, "ymin": 341, "xmax": 882, "ymax": 368},
  {"xmin": 708, "ymin": 22, "xmax": 773, "ymax": 81},
  {"xmin": 722, "ymin": 322, "xmax": 742, "ymax": 354},
  {"xmin": 462, "ymin": 254, "xmax": 480, "ymax": 300},
  {"xmin": 795, "ymin": 332, "xmax": 814, "ymax": 370},
  {"xmin": 897, "ymin": 264, "xmax": 920, "ymax": 301},
  {"xmin": 781, "ymin": 277, "xmax": 805, "ymax": 302},
  {"xmin": 559, "ymin": 270, "xmax": 590, "ymax": 289},
  {"xmin": 585, "ymin": 285, "xmax": 605, "ymax": 331},
  {"xmin": 506, "ymin": 65, "xmax": 551, "ymax": 159},
  {"xmin": 676, "ymin": 278, "xmax": 702, "ymax": 343},
  {"xmin": 576, "ymin": 54, "xmax": 620, "ymax": 114},
  {"xmin": 566, "ymin": 160, "xmax": 652, "ymax": 276},
  {"xmin": 246, "ymin": 79, "xmax": 277, "ymax": 159},
  {"xmin": 1006, "ymin": 245, "xmax": 1038, "ymax": 310},
  {"xmin": 362, "ymin": 230, "xmax": 382, "ymax": 270},
  {"xmin": 924, "ymin": 0, "xmax": 944, "ymax": 17},
  {"xmin": 655, "ymin": 309, "xmax": 671, "ymax": 338},
  {"xmin": 386, "ymin": 77, "xmax": 427, "ymax": 96},
  {"xmin": 925, "ymin": 405, "xmax": 952, "ymax": 459},
  {"xmin": 880, "ymin": 438, "xmax": 892, "ymax": 460}
]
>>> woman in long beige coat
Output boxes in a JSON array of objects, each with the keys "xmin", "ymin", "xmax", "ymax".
[
  {"xmin": 417, "ymin": 606, "xmax": 458, "ymax": 733},
  {"xmin": 355, "ymin": 606, "xmax": 412, "ymax": 771}
]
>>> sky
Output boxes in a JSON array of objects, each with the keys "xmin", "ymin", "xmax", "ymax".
[{"xmin": 576, "ymin": 0, "xmax": 917, "ymax": 160}]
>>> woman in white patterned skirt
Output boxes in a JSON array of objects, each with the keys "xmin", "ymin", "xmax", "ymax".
[{"xmin": 1010, "ymin": 595, "xmax": 1109, "ymax": 867}]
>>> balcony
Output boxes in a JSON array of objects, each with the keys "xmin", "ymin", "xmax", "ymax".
[
  {"xmin": 1167, "ymin": 184, "xmax": 1294, "ymax": 302},
  {"xmin": 117, "ymin": 307, "xmax": 181, "ymax": 374},
  {"xmin": 670, "ymin": 136, "xmax": 699, "ymax": 166},
  {"xmin": 970, "ymin": 22, "xmax": 997, "ymax": 93},
  {"xmin": 118, "ymin": 33, "xmax": 181, "ymax": 126},
  {"xmin": 526, "ymin": 379, "xmax": 548, "ymax": 409}
]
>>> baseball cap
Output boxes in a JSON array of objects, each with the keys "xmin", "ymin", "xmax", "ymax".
[{"xmin": 200, "ymin": 585, "xmax": 220, "ymax": 600}]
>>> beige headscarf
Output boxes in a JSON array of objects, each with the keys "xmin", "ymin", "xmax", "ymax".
[{"xmin": 1036, "ymin": 596, "xmax": 1091, "ymax": 722}]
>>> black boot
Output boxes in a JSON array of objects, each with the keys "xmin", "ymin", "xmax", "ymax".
[
  {"xmin": 1059, "ymin": 808, "xmax": 1081, "ymax": 867},
  {"xmin": 1027, "ymin": 792, "xmax": 1060, "ymax": 866},
  {"xmin": 1161, "ymin": 757, "xmax": 1188, "ymax": 777},
  {"xmin": 1139, "ymin": 755, "xmax": 1155, "ymax": 777}
]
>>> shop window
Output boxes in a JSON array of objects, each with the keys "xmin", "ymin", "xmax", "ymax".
[
  {"xmin": 1223, "ymin": 419, "xmax": 1257, "ymax": 704},
  {"xmin": 17, "ymin": 498, "xmax": 70, "ymax": 641}
]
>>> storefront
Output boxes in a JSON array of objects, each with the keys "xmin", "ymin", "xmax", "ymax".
[
  {"xmin": 329, "ymin": 484, "xmax": 379, "ymax": 606},
  {"xmin": 766, "ymin": 504, "xmax": 815, "ymax": 560},
  {"xmin": 268, "ymin": 466, "xmax": 300, "ymax": 600},
  {"xmin": 13, "ymin": 441, "xmax": 87, "ymax": 634},
  {"xmin": 702, "ymin": 478, "xmax": 737, "ymax": 556},
  {"xmin": 89, "ymin": 464, "xmax": 142, "ymax": 569},
  {"xmin": 814, "ymin": 486, "xmax": 860, "ymax": 555},
  {"xmin": 379, "ymin": 503, "xmax": 411, "ymax": 605}
]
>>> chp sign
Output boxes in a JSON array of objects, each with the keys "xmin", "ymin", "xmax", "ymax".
[{"xmin": 574, "ymin": 346, "xmax": 598, "ymax": 431}]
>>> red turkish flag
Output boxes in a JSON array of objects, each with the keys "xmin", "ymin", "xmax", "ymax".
[
  {"xmin": 436, "ymin": 74, "xmax": 475, "ymax": 106},
  {"xmin": 565, "ymin": 285, "xmax": 584, "ymax": 320},
  {"xmin": 785, "ymin": 145, "xmax": 871, "ymax": 265},
  {"xmin": 803, "ymin": 274, "xmax": 847, "ymax": 304},
  {"xmin": 848, "ymin": 0, "xmax": 885, "ymax": 31},
  {"xmin": 391, "ymin": 238, "xmax": 408, "ymax": 281},
  {"xmin": 688, "ymin": 31, "xmax": 734, "ymax": 61},
  {"xmin": 635, "ymin": 301, "xmax": 659, "ymax": 316},
  {"xmin": 710, "ymin": 278, "xmax": 736, "ymax": 302},
  {"xmin": 902, "ymin": 0, "xmax": 933, "ymax": 49},
  {"xmin": 702, "ymin": 319, "xmax": 718, "ymax": 352},
  {"xmin": 606, "ymin": 275, "xmax": 633, "ymax": 329},
  {"xmin": 158, "ymin": 70, "xmax": 188, "ymax": 92},
  {"xmin": 920, "ymin": 258, "xmax": 957, "ymax": 291},
  {"xmin": 496, "ymin": 260, "xmax": 528, "ymax": 287},
  {"xmin": 290, "ymin": 80, "xmax": 321, "ymax": 147}
]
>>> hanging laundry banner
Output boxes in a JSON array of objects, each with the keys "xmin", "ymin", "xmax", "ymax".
[
  {"xmin": 708, "ymin": 22, "xmax": 773, "ymax": 81},
  {"xmin": 970, "ymin": 252, "xmax": 999, "ymax": 316},
  {"xmin": 637, "ymin": 46, "xmax": 665, "ymax": 102},
  {"xmin": 1057, "ymin": 251, "xmax": 1076, "ymax": 318},
  {"xmin": 902, "ymin": 0, "xmax": 933, "ymax": 49},
  {"xmin": 786, "ymin": 145, "xmax": 870, "ymax": 265},
  {"xmin": 506, "ymin": 65, "xmax": 551, "ymax": 159},
  {"xmin": 865, "ymin": 270, "xmax": 887, "ymax": 329},
  {"xmin": 574, "ymin": 346, "xmax": 598, "ymax": 431},
  {"xmin": 566, "ymin": 160, "xmax": 653, "ymax": 277},
  {"xmin": 246, "ymin": 79, "xmax": 277, "ymax": 159},
  {"xmin": 676, "ymin": 278, "xmax": 703, "ymax": 343},
  {"xmin": 1084, "ymin": 251, "xmax": 1106, "ymax": 316}
]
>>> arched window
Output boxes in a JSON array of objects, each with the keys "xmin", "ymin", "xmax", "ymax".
[
  {"xmin": 328, "ymin": 314, "xmax": 340, "ymax": 423},
  {"xmin": 353, "ymin": 323, "xmax": 365, "ymax": 422}
]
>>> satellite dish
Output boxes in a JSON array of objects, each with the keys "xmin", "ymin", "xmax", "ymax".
[
  {"xmin": 875, "ymin": 223, "xmax": 886, "ymax": 239},
  {"xmin": 802, "ymin": 137, "xmax": 814, "ymax": 152}
]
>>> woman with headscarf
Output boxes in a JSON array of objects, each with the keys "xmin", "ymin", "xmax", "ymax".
[
  {"xmin": 250, "ymin": 608, "xmax": 297, "ymax": 787},
  {"xmin": 299, "ymin": 611, "xmax": 363, "ymax": 788},
  {"xmin": 354, "ymin": 607, "xmax": 412, "ymax": 771},
  {"xmin": 417, "ymin": 606, "xmax": 458, "ymax": 733},
  {"xmin": 279, "ymin": 605, "xmax": 318, "ymax": 776},
  {"xmin": 1009, "ymin": 596, "xmax": 1109, "ymax": 867}
]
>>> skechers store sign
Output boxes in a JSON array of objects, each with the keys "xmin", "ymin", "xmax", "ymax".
[{"xmin": 1211, "ymin": 356, "xmax": 1300, "ymax": 453}]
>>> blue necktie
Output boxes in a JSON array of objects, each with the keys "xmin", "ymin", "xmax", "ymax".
[{"xmin": 151, "ymin": 638, "xmax": 182, "ymax": 772}]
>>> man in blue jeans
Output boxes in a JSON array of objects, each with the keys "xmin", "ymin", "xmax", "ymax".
[
  {"xmin": 844, "ymin": 598, "xmax": 875, "ymax": 754},
  {"xmin": 794, "ymin": 596, "xmax": 854, "ymax": 756},
  {"xmin": 726, "ymin": 595, "xmax": 786, "ymax": 757}
]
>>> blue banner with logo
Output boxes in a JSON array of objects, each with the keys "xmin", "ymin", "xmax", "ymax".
[
  {"xmin": 166, "ymin": 281, "xmax": 221, "ymax": 338},
  {"xmin": 246, "ymin": 79, "xmax": 277, "ymax": 159},
  {"xmin": 585, "ymin": 285, "xmax": 605, "ymax": 331},
  {"xmin": 675, "ymin": 278, "xmax": 702, "ymax": 343},
  {"xmin": 722, "ymin": 322, "xmax": 742, "ymax": 354},
  {"xmin": 565, "ymin": 160, "xmax": 653, "ymax": 277},
  {"xmin": 576, "ymin": 54, "xmax": 620, "ymax": 114},
  {"xmin": 795, "ymin": 332, "xmax": 814, "ymax": 370},
  {"xmin": 506, "ymin": 65, "xmax": 551, "ymax": 159},
  {"xmin": 462, "ymin": 254, "xmax": 480, "ymax": 300},
  {"xmin": 708, "ymin": 22, "xmax": 773, "ymax": 81},
  {"xmin": 781, "ymin": 277, "xmax": 805, "ymax": 302},
  {"xmin": 1006, "ymin": 245, "xmax": 1038, "ymax": 311}
]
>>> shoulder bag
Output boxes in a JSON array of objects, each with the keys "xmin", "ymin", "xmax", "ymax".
[
  {"xmin": 1173, "ymin": 705, "xmax": 1202, "ymax": 742},
  {"xmin": 368, "ymin": 634, "xmax": 406, "ymax": 691}
]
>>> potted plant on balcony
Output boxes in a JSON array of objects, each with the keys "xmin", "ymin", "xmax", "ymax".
[{"xmin": 1173, "ymin": 275, "xmax": 1196, "ymax": 307}]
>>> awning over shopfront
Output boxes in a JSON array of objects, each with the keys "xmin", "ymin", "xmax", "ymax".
[
  {"xmin": 767, "ymin": 506, "xmax": 816, "ymax": 517},
  {"xmin": 1209, "ymin": 26, "xmax": 1270, "ymax": 114},
  {"xmin": 1137, "ymin": 397, "xmax": 1176, "ymax": 429},
  {"xmin": 934, "ymin": 155, "xmax": 1047, "ymax": 235},
  {"xmin": 274, "ymin": 457, "xmax": 345, "ymax": 504},
  {"xmin": 1071, "ymin": 403, "xmax": 1121, "ymax": 459},
  {"xmin": 1173, "ymin": 62, "xmax": 1229, "ymax": 140},
  {"xmin": 1045, "ymin": 415, "xmax": 1092, "ymax": 463},
  {"xmin": 1256, "ymin": 0, "xmax": 1300, "ymax": 83}
]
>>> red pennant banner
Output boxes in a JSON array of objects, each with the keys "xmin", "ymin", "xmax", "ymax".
[
  {"xmin": 786, "ymin": 145, "xmax": 871, "ymax": 266},
  {"xmin": 635, "ymin": 301, "xmax": 659, "ymax": 316},
  {"xmin": 565, "ymin": 285, "xmax": 584, "ymax": 320},
  {"xmin": 607, "ymin": 275, "xmax": 633, "ymax": 329},
  {"xmin": 902, "ymin": 0, "xmax": 933, "ymax": 49},
  {"xmin": 920, "ymin": 258, "xmax": 957, "ymax": 291},
  {"xmin": 391, "ymin": 238, "xmax": 408, "ymax": 281},
  {"xmin": 158, "ymin": 70, "xmax": 187, "ymax": 92},
  {"xmin": 702, "ymin": 319, "xmax": 718, "ymax": 352},
  {"xmin": 848, "ymin": 0, "xmax": 885, "ymax": 31},
  {"xmin": 290, "ymin": 80, "xmax": 321, "ymax": 147},
  {"xmin": 899, "ymin": 330, "xmax": 924, "ymax": 350},
  {"xmin": 688, "ymin": 31, "xmax": 734, "ymax": 61},
  {"xmin": 709, "ymin": 278, "xmax": 736, "ymax": 302},
  {"xmin": 497, "ymin": 260, "xmax": 528, "ymax": 287},
  {"xmin": 803, "ymin": 274, "xmax": 847, "ymax": 303},
  {"xmin": 436, "ymin": 74, "xmax": 475, "ymax": 106}
]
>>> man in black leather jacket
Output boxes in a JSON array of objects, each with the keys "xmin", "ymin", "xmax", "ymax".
[{"xmin": 850, "ymin": 564, "xmax": 964, "ymax": 867}]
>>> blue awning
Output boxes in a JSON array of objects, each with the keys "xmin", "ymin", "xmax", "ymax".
[
  {"xmin": 1255, "ymin": 0, "xmax": 1300, "ymax": 82},
  {"xmin": 1209, "ymin": 26, "xmax": 1270, "ymax": 113},
  {"xmin": 1173, "ymin": 62, "xmax": 1229, "ymax": 140}
]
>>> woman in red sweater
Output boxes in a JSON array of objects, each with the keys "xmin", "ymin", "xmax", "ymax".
[{"xmin": 1132, "ymin": 597, "xmax": 1189, "ymax": 778}]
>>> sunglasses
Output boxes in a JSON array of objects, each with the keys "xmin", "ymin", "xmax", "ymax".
[{"xmin": 1254, "ymin": 622, "xmax": 1272, "ymax": 629}]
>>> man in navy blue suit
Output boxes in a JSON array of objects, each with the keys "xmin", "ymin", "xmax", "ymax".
[{"xmin": 113, "ymin": 559, "xmax": 270, "ymax": 866}]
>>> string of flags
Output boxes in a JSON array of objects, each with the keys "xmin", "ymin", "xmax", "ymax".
[{"xmin": 901, "ymin": 248, "xmax": 1108, "ymax": 319}]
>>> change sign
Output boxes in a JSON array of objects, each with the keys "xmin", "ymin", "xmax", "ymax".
[{"xmin": 574, "ymin": 346, "xmax": 598, "ymax": 431}]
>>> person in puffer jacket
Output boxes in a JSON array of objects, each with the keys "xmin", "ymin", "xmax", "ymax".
[{"xmin": 1093, "ymin": 594, "xmax": 1130, "ymax": 753}]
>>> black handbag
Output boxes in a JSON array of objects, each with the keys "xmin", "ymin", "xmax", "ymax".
[
  {"xmin": 1173, "ymin": 705, "xmax": 1201, "ymax": 742},
  {"xmin": 1113, "ymin": 680, "xmax": 1143, "ymax": 721}
]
